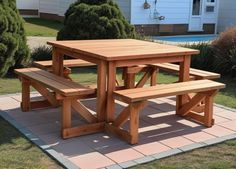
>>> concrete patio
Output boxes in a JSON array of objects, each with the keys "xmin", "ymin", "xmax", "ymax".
[{"xmin": 1, "ymin": 93, "xmax": 236, "ymax": 169}]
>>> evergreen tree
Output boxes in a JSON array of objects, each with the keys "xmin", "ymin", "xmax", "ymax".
[
  {"xmin": 57, "ymin": 0, "xmax": 136, "ymax": 40},
  {"xmin": 0, "ymin": 0, "xmax": 30, "ymax": 77}
]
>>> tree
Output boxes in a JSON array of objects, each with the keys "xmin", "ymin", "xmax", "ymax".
[
  {"xmin": 57, "ymin": 0, "xmax": 136, "ymax": 40},
  {"xmin": 0, "ymin": 0, "xmax": 30, "ymax": 77}
]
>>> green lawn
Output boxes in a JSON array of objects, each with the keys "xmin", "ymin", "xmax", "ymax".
[
  {"xmin": 0, "ymin": 117, "xmax": 62, "ymax": 169},
  {"xmin": 24, "ymin": 18, "xmax": 63, "ymax": 37},
  {"xmin": 0, "ymin": 68, "xmax": 236, "ymax": 169}
]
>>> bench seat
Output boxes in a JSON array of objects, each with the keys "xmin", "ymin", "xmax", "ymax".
[
  {"xmin": 15, "ymin": 68, "xmax": 103, "ymax": 139},
  {"xmin": 106, "ymin": 80, "xmax": 225, "ymax": 144},
  {"xmin": 33, "ymin": 59, "xmax": 95, "ymax": 70},
  {"xmin": 151, "ymin": 63, "xmax": 220, "ymax": 80}
]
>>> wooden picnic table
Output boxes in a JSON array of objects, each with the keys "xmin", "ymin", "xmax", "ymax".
[{"xmin": 47, "ymin": 39, "xmax": 199, "ymax": 125}]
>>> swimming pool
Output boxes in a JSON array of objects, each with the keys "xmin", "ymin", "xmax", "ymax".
[{"xmin": 152, "ymin": 35, "xmax": 218, "ymax": 43}]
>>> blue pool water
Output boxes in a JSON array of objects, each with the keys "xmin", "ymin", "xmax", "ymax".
[{"xmin": 153, "ymin": 35, "xmax": 218, "ymax": 43}]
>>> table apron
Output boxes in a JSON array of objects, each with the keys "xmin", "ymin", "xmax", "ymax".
[
  {"xmin": 114, "ymin": 55, "xmax": 185, "ymax": 67},
  {"xmin": 56, "ymin": 47, "xmax": 101, "ymax": 65}
]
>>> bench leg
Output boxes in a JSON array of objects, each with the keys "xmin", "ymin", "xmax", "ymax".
[
  {"xmin": 62, "ymin": 98, "xmax": 72, "ymax": 138},
  {"xmin": 129, "ymin": 103, "xmax": 140, "ymax": 144},
  {"xmin": 204, "ymin": 90, "xmax": 218, "ymax": 127},
  {"xmin": 105, "ymin": 101, "xmax": 146, "ymax": 144},
  {"xmin": 21, "ymin": 78, "xmax": 30, "ymax": 112}
]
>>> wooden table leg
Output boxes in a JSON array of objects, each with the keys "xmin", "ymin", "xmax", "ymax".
[
  {"xmin": 52, "ymin": 47, "xmax": 64, "ymax": 76},
  {"xmin": 176, "ymin": 55, "xmax": 191, "ymax": 115},
  {"xmin": 97, "ymin": 60, "xmax": 107, "ymax": 122},
  {"xmin": 106, "ymin": 62, "xmax": 116, "ymax": 122}
]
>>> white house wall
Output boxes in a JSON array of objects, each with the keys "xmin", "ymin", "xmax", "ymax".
[
  {"xmin": 17, "ymin": 0, "xmax": 39, "ymax": 10},
  {"xmin": 39, "ymin": 0, "xmax": 76, "ymax": 16},
  {"xmin": 130, "ymin": 0, "xmax": 191, "ymax": 25},
  {"xmin": 113, "ymin": 0, "xmax": 131, "ymax": 21},
  {"xmin": 218, "ymin": 0, "xmax": 236, "ymax": 32},
  {"xmin": 130, "ymin": 0, "xmax": 218, "ymax": 25}
]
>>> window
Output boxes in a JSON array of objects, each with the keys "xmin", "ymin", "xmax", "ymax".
[
  {"xmin": 192, "ymin": 0, "xmax": 202, "ymax": 15},
  {"xmin": 206, "ymin": 6, "xmax": 214, "ymax": 12},
  {"xmin": 206, "ymin": 0, "xmax": 216, "ymax": 13}
]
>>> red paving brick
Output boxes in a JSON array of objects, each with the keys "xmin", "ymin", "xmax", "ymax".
[
  {"xmin": 160, "ymin": 136, "xmax": 194, "ymax": 148},
  {"xmin": 133, "ymin": 141, "xmax": 171, "ymax": 155},
  {"xmin": 183, "ymin": 131, "xmax": 216, "ymax": 142},
  {"xmin": 69, "ymin": 152, "xmax": 115, "ymax": 169}
]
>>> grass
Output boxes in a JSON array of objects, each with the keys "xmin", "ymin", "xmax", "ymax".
[
  {"xmin": 24, "ymin": 18, "xmax": 63, "ymax": 37},
  {"xmin": 0, "ymin": 117, "xmax": 62, "ymax": 169},
  {"xmin": 0, "ymin": 68, "xmax": 236, "ymax": 169},
  {"xmin": 133, "ymin": 139, "xmax": 236, "ymax": 169}
]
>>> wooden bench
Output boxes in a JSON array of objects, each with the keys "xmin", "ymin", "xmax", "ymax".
[
  {"xmin": 15, "ymin": 68, "xmax": 104, "ymax": 139},
  {"xmin": 151, "ymin": 63, "xmax": 220, "ymax": 80},
  {"xmin": 124, "ymin": 63, "xmax": 220, "ymax": 89},
  {"xmin": 106, "ymin": 79, "xmax": 225, "ymax": 144},
  {"xmin": 33, "ymin": 59, "xmax": 122, "ymax": 86},
  {"xmin": 33, "ymin": 59, "xmax": 95, "ymax": 70}
]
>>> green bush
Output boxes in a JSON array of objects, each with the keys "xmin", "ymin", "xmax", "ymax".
[
  {"xmin": 0, "ymin": 0, "xmax": 30, "ymax": 77},
  {"xmin": 31, "ymin": 46, "xmax": 52, "ymax": 61},
  {"xmin": 182, "ymin": 42, "xmax": 215, "ymax": 71},
  {"xmin": 212, "ymin": 27, "xmax": 236, "ymax": 76},
  {"xmin": 57, "ymin": 0, "xmax": 136, "ymax": 40}
]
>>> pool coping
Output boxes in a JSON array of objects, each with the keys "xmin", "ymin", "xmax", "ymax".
[{"xmin": 1, "ymin": 93, "xmax": 236, "ymax": 169}]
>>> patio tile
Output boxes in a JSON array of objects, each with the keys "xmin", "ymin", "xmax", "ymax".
[
  {"xmin": 2, "ymin": 93, "xmax": 236, "ymax": 169},
  {"xmin": 218, "ymin": 120, "xmax": 236, "ymax": 131},
  {"xmin": 133, "ymin": 141, "xmax": 171, "ymax": 156},
  {"xmin": 29, "ymin": 121, "xmax": 61, "ymax": 136},
  {"xmin": 214, "ymin": 115, "xmax": 231, "ymax": 124},
  {"xmin": 69, "ymin": 152, "xmax": 115, "ymax": 169},
  {"xmin": 52, "ymin": 140, "xmax": 94, "ymax": 157},
  {"xmin": 80, "ymin": 133, "xmax": 125, "ymax": 150},
  {"xmin": 98, "ymin": 144, "xmax": 144, "ymax": 163},
  {"xmin": 214, "ymin": 110, "xmax": 236, "ymax": 120},
  {"xmin": 160, "ymin": 136, "xmax": 194, "ymax": 148},
  {"xmin": 0, "ymin": 97, "xmax": 20, "ymax": 110},
  {"xmin": 182, "ymin": 131, "xmax": 216, "ymax": 142},
  {"xmin": 203, "ymin": 125, "xmax": 236, "ymax": 137}
]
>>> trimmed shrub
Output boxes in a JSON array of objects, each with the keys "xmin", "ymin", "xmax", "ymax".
[
  {"xmin": 31, "ymin": 46, "xmax": 52, "ymax": 61},
  {"xmin": 57, "ymin": 0, "xmax": 136, "ymax": 40},
  {"xmin": 212, "ymin": 27, "xmax": 236, "ymax": 76},
  {"xmin": 0, "ymin": 0, "xmax": 30, "ymax": 77}
]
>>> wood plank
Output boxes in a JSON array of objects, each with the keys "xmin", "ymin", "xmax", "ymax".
[
  {"xmin": 62, "ymin": 98, "xmax": 72, "ymax": 130},
  {"xmin": 48, "ymin": 39, "xmax": 199, "ymax": 61},
  {"xmin": 97, "ymin": 60, "xmax": 107, "ymax": 122},
  {"xmin": 114, "ymin": 80, "xmax": 225, "ymax": 103},
  {"xmin": 33, "ymin": 59, "xmax": 95, "ymax": 68},
  {"xmin": 135, "ymin": 68, "xmax": 152, "ymax": 88},
  {"xmin": 21, "ymin": 78, "xmax": 30, "ymax": 112},
  {"xmin": 105, "ymin": 123, "xmax": 132, "ymax": 144},
  {"xmin": 52, "ymin": 48, "xmax": 64, "ymax": 76},
  {"xmin": 106, "ymin": 62, "xmax": 116, "ymax": 122},
  {"xmin": 71, "ymin": 100, "xmax": 97, "ymax": 123},
  {"xmin": 113, "ymin": 106, "xmax": 131, "ymax": 127},
  {"xmin": 178, "ymin": 93, "xmax": 205, "ymax": 116},
  {"xmin": 63, "ymin": 122, "xmax": 105, "ymax": 139},
  {"xmin": 31, "ymin": 82, "xmax": 58, "ymax": 106},
  {"xmin": 15, "ymin": 68, "xmax": 95, "ymax": 96},
  {"xmin": 152, "ymin": 63, "xmax": 220, "ymax": 79},
  {"xmin": 150, "ymin": 67, "xmax": 157, "ymax": 86},
  {"xmin": 30, "ymin": 100, "xmax": 52, "ymax": 109}
]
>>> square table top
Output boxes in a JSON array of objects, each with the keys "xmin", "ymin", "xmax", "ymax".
[{"xmin": 48, "ymin": 39, "xmax": 199, "ymax": 61}]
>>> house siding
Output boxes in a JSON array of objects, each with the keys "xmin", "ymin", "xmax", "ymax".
[
  {"xmin": 113, "ymin": 0, "xmax": 131, "ymax": 21},
  {"xmin": 218, "ymin": 0, "xmax": 236, "ymax": 32},
  {"xmin": 130, "ymin": 0, "xmax": 191, "ymax": 25},
  {"xmin": 17, "ymin": 0, "xmax": 39, "ymax": 10}
]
